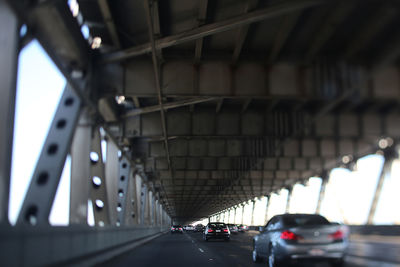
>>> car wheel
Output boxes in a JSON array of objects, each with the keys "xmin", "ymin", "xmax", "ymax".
[
  {"xmin": 252, "ymin": 244, "xmax": 262, "ymax": 263},
  {"xmin": 268, "ymin": 246, "xmax": 279, "ymax": 267}
]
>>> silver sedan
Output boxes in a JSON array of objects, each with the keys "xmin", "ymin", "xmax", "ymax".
[{"xmin": 252, "ymin": 214, "xmax": 349, "ymax": 267}]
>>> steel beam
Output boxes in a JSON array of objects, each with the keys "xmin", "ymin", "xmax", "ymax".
[
  {"xmin": 144, "ymin": 0, "xmax": 173, "ymax": 179},
  {"xmin": 285, "ymin": 187, "xmax": 292, "ymax": 213},
  {"xmin": 98, "ymin": 0, "xmax": 121, "ymax": 48},
  {"xmin": 345, "ymin": 6, "xmax": 397, "ymax": 59},
  {"xmin": 305, "ymin": 1, "xmax": 355, "ymax": 61},
  {"xmin": 124, "ymin": 97, "xmax": 217, "ymax": 118},
  {"xmin": 70, "ymin": 108, "xmax": 92, "ymax": 224},
  {"xmin": 268, "ymin": 11, "xmax": 301, "ymax": 63},
  {"xmin": 105, "ymin": 137, "xmax": 120, "ymax": 225},
  {"xmin": 316, "ymin": 174, "xmax": 328, "ymax": 214},
  {"xmin": 0, "ymin": 0, "xmax": 19, "ymax": 224},
  {"xmin": 116, "ymin": 157, "xmax": 131, "ymax": 226},
  {"xmin": 17, "ymin": 85, "xmax": 81, "ymax": 225},
  {"xmin": 89, "ymin": 127, "xmax": 110, "ymax": 226},
  {"xmin": 232, "ymin": 0, "xmax": 259, "ymax": 65},
  {"xmin": 367, "ymin": 157, "xmax": 393, "ymax": 224},
  {"xmin": 263, "ymin": 195, "xmax": 270, "ymax": 224},
  {"xmin": 194, "ymin": 0, "xmax": 208, "ymax": 64},
  {"xmin": 102, "ymin": 0, "xmax": 324, "ymax": 63}
]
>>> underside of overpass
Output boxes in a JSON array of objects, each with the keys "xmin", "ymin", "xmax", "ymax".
[{"xmin": 1, "ymin": 0, "xmax": 400, "ymax": 265}]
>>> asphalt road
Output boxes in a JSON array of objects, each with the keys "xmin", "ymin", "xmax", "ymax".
[{"xmin": 97, "ymin": 231, "xmax": 400, "ymax": 267}]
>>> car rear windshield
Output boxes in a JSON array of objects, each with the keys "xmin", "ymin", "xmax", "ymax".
[
  {"xmin": 208, "ymin": 223, "xmax": 226, "ymax": 229},
  {"xmin": 172, "ymin": 225, "xmax": 182, "ymax": 228},
  {"xmin": 283, "ymin": 215, "xmax": 330, "ymax": 227}
]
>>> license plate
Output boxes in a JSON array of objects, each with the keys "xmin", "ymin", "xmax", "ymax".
[
  {"xmin": 309, "ymin": 249, "xmax": 325, "ymax": 256},
  {"xmin": 216, "ymin": 230, "xmax": 221, "ymax": 232}
]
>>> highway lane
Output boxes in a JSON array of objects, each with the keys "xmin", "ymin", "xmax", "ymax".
[{"xmin": 97, "ymin": 231, "xmax": 400, "ymax": 267}]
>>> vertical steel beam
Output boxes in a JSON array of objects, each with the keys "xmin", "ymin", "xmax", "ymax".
[
  {"xmin": 105, "ymin": 138, "xmax": 119, "ymax": 225},
  {"xmin": 89, "ymin": 127, "xmax": 110, "ymax": 226},
  {"xmin": 367, "ymin": 158, "xmax": 393, "ymax": 224},
  {"xmin": 70, "ymin": 108, "xmax": 92, "ymax": 224},
  {"xmin": 264, "ymin": 195, "xmax": 271, "ymax": 224},
  {"xmin": 135, "ymin": 174, "xmax": 143, "ymax": 224},
  {"xmin": 316, "ymin": 173, "xmax": 328, "ymax": 214},
  {"xmin": 116, "ymin": 157, "xmax": 130, "ymax": 226},
  {"xmin": 149, "ymin": 190, "xmax": 154, "ymax": 225},
  {"xmin": 142, "ymin": 184, "xmax": 149, "ymax": 225},
  {"xmin": 17, "ymin": 85, "xmax": 81, "ymax": 225},
  {"xmin": 125, "ymin": 169, "xmax": 137, "ymax": 225},
  {"xmin": 241, "ymin": 205, "xmax": 245, "ymax": 225},
  {"xmin": 250, "ymin": 200, "xmax": 256, "ymax": 226},
  {"xmin": 285, "ymin": 187, "xmax": 292, "ymax": 213},
  {"xmin": 0, "ymin": 0, "xmax": 19, "ymax": 224}
]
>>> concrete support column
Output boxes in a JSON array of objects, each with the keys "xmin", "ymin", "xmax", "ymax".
[
  {"xmin": 0, "ymin": 0, "xmax": 19, "ymax": 224},
  {"xmin": 264, "ymin": 195, "xmax": 271, "ymax": 225},
  {"xmin": 285, "ymin": 187, "xmax": 293, "ymax": 213},
  {"xmin": 250, "ymin": 200, "xmax": 256, "ymax": 226},
  {"xmin": 234, "ymin": 207, "xmax": 237, "ymax": 224},
  {"xmin": 367, "ymin": 157, "xmax": 394, "ymax": 224},
  {"xmin": 69, "ymin": 108, "xmax": 91, "ymax": 224},
  {"xmin": 316, "ymin": 173, "xmax": 329, "ymax": 214}
]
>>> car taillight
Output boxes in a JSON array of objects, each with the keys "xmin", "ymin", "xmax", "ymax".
[
  {"xmin": 179, "ymin": 228, "xmax": 182, "ymax": 230},
  {"xmin": 223, "ymin": 229, "xmax": 229, "ymax": 232},
  {"xmin": 208, "ymin": 229, "xmax": 213, "ymax": 233},
  {"xmin": 280, "ymin": 230, "xmax": 300, "ymax": 240},
  {"xmin": 330, "ymin": 230, "xmax": 344, "ymax": 240},
  {"xmin": 171, "ymin": 228, "xmax": 175, "ymax": 230}
]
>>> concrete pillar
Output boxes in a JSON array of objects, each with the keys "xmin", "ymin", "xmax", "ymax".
[
  {"xmin": 367, "ymin": 157, "xmax": 393, "ymax": 224},
  {"xmin": 234, "ymin": 207, "xmax": 237, "ymax": 224},
  {"xmin": 0, "ymin": 0, "xmax": 19, "ymax": 224},
  {"xmin": 70, "ymin": 108, "xmax": 91, "ymax": 224}
]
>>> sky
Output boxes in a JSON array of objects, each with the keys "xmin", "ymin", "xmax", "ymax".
[{"xmin": 9, "ymin": 40, "xmax": 400, "ymax": 227}]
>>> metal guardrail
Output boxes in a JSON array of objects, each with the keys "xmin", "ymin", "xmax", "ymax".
[{"xmin": 0, "ymin": 224, "xmax": 169, "ymax": 267}]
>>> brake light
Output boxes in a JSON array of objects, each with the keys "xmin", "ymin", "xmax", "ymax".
[
  {"xmin": 280, "ymin": 230, "xmax": 300, "ymax": 240},
  {"xmin": 208, "ymin": 229, "xmax": 213, "ymax": 233},
  {"xmin": 223, "ymin": 229, "xmax": 229, "ymax": 232},
  {"xmin": 171, "ymin": 228, "xmax": 175, "ymax": 230},
  {"xmin": 179, "ymin": 228, "xmax": 182, "ymax": 230},
  {"xmin": 330, "ymin": 230, "xmax": 344, "ymax": 240}
]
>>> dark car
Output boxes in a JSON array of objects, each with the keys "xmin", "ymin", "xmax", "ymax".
[
  {"xmin": 195, "ymin": 224, "xmax": 204, "ymax": 232},
  {"xmin": 227, "ymin": 224, "xmax": 239, "ymax": 234},
  {"xmin": 252, "ymin": 214, "xmax": 348, "ymax": 267},
  {"xmin": 203, "ymin": 222, "xmax": 230, "ymax": 241},
  {"xmin": 170, "ymin": 225, "xmax": 183, "ymax": 234},
  {"xmin": 237, "ymin": 224, "xmax": 249, "ymax": 232}
]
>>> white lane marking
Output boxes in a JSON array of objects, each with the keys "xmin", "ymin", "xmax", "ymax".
[{"xmin": 199, "ymin": 248, "xmax": 204, "ymax": 253}]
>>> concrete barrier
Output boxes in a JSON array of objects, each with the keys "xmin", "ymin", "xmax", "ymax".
[{"xmin": 0, "ymin": 224, "xmax": 169, "ymax": 267}]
